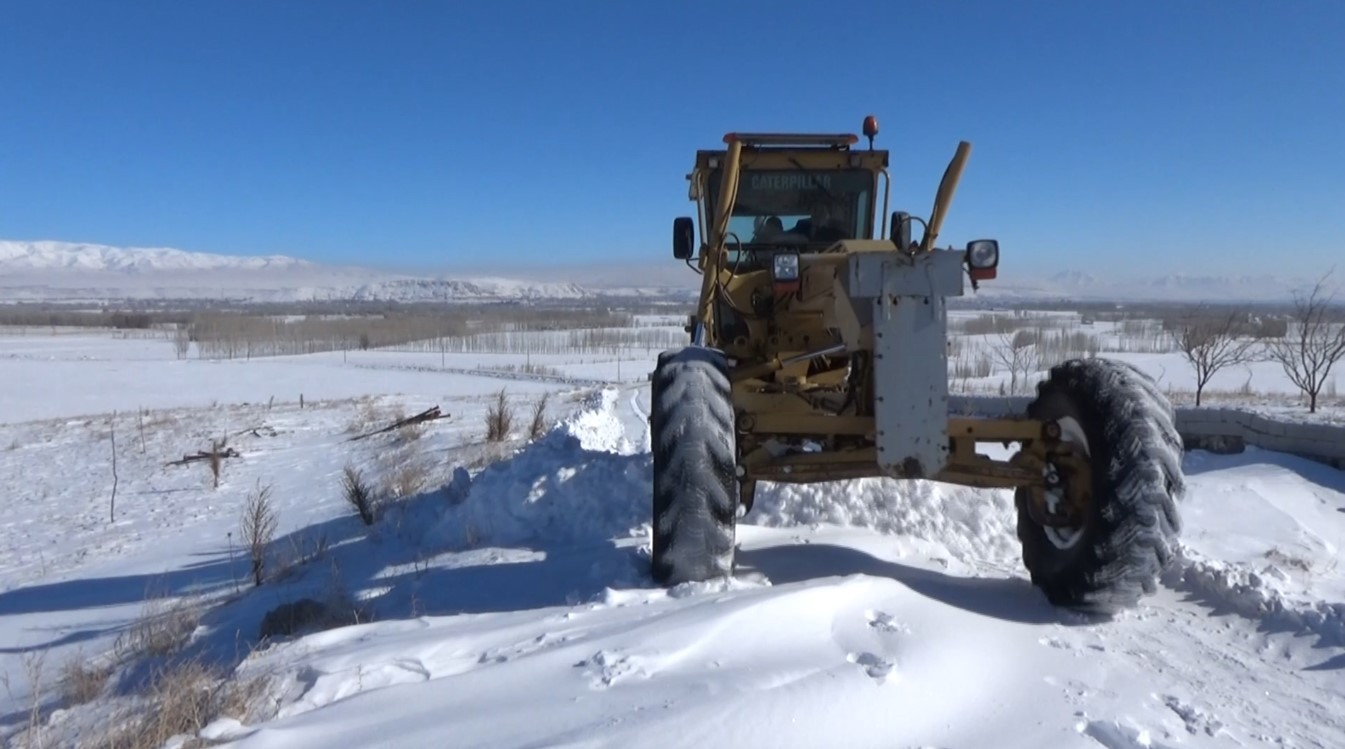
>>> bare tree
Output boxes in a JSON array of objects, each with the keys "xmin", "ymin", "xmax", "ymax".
[
  {"xmin": 172, "ymin": 325, "xmax": 192, "ymax": 359},
  {"xmin": 1267, "ymin": 272, "xmax": 1345, "ymax": 413},
  {"xmin": 1169, "ymin": 308, "xmax": 1257, "ymax": 406},
  {"xmin": 989, "ymin": 329, "xmax": 1043, "ymax": 396}
]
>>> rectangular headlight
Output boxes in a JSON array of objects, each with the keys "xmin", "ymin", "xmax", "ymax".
[
  {"xmin": 772, "ymin": 252, "xmax": 800, "ymax": 282},
  {"xmin": 966, "ymin": 239, "xmax": 999, "ymax": 269}
]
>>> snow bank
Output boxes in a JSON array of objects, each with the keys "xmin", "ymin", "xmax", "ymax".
[
  {"xmin": 431, "ymin": 386, "xmax": 1023, "ymax": 568},
  {"xmin": 1165, "ymin": 549, "xmax": 1345, "ymax": 647},
  {"xmin": 428, "ymin": 389, "xmax": 652, "ymax": 550},
  {"xmin": 752, "ymin": 478, "xmax": 1020, "ymax": 567}
]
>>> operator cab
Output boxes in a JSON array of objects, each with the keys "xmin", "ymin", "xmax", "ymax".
[{"xmin": 673, "ymin": 128, "xmax": 890, "ymax": 272}]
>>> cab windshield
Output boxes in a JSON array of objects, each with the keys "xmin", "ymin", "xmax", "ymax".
[{"xmin": 707, "ymin": 168, "xmax": 875, "ymax": 246}]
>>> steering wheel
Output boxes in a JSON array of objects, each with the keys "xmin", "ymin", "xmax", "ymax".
[{"xmin": 752, "ymin": 215, "xmax": 784, "ymax": 242}]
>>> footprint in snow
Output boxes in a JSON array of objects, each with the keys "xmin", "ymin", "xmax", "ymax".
[
  {"xmin": 847, "ymin": 651, "xmax": 895, "ymax": 684},
  {"xmin": 1038, "ymin": 635, "xmax": 1072, "ymax": 650},
  {"xmin": 1077, "ymin": 717, "xmax": 1179, "ymax": 749},
  {"xmin": 575, "ymin": 649, "xmax": 647, "ymax": 689},
  {"xmin": 1161, "ymin": 694, "xmax": 1225, "ymax": 737},
  {"xmin": 478, "ymin": 633, "xmax": 558, "ymax": 665},
  {"xmin": 866, "ymin": 610, "xmax": 910, "ymax": 635}
]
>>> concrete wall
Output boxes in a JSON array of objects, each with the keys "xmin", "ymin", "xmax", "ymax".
[{"xmin": 949, "ymin": 395, "xmax": 1345, "ymax": 470}]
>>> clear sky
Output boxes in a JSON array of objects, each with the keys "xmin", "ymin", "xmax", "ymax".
[{"xmin": 2, "ymin": 1, "xmax": 1342, "ymax": 278}]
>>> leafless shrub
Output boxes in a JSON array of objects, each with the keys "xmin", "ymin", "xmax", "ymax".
[
  {"xmin": 989, "ymin": 329, "xmax": 1043, "ymax": 395},
  {"xmin": 171, "ymin": 325, "xmax": 191, "ymax": 359},
  {"xmin": 241, "ymin": 482, "xmax": 278, "ymax": 586},
  {"xmin": 1267, "ymin": 272, "xmax": 1345, "ymax": 413},
  {"xmin": 342, "ymin": 464, "xmax": 378, "ymax": 525},
  {"xmin": 1168, "ymin": 308, "xmax": 1259, "ymax": 406},
  {"xmin": 529, "ymin": 392, "xmax": 551, "ymax": 440},
  {"xmin": 485, "ymin": 388, "xmax": 514, "ymax": 442}
]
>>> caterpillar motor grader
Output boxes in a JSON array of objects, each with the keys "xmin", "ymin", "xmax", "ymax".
[{"xmin": 649, "ymin": 116, "xmax": 1184, "ymax": 614}]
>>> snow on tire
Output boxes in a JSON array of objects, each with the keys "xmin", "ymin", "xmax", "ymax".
[
  {"xmin": 649, "ymin": 346, "xmax": 738, "ymax": 586},
  {"xmin": 1015, "ymin": 357, "xmax": 1185, "ymax": 614}
]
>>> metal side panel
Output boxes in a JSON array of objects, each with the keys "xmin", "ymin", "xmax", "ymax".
[
  {"xmin": 846, "ymin": 249, "xmax": 966, "ymax": 298},
  {"xmin": 867, "ymin": 256, "xmax": 956, "ymax": 478}
]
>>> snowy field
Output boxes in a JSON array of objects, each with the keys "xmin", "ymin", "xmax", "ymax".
[{"xmin": 1, "ymin": 315, "xmax": 1344, "ymax": 748}]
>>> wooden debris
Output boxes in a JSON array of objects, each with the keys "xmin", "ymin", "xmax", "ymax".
[
  {"xmin": 233, "ymin": 425, "xmax": 278, "ymax": 438},
  {"xmin": 348, "ymin": 406, "xmax": 449, "ymax": 441},
  {"xmin": 166, "ymin": 447, "xmax": 241, "ymax": 466}
]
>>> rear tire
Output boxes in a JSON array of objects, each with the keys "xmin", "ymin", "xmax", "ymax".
[
  {"xmin": 1015, "ymin": 358, "xmax": 1185, "ymax": 614},
  {"xmin": 650, "ymin": 347, "xmax": 738, "ymax": 585}
]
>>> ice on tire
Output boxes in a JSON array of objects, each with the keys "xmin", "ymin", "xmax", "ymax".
[
  {"xmin": 650, "ymin": 347, "xmax": 738, "ymax": 585},
  {"xmin": 1015, "ymin": 357, "xmax": 1185, "ymax": 614}
]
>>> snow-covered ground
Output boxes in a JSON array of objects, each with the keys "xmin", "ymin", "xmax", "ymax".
[{"xmin": 2, "ymin": 323, "xmax": 1344, "ymax": 748}]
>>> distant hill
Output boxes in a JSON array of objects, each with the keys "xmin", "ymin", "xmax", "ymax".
[{"xmin": 0, "ymin": 239, "xmax": 1316, "ymax": 305}]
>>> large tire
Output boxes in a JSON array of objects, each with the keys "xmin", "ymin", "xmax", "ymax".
[
  {"xmin": 1015, "ymin": 358, "xmax": 1185, "ymax": 614},
  {"xmin": 650, "ymin": 347, "xmax": 739, "ymax": 585}
]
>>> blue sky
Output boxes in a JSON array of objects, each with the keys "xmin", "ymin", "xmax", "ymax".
[{"xmin": 2, "ymin": 1, "xmax": 1341, "ymax": 278}]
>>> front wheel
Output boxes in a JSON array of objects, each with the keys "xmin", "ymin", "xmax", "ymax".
[
  {"xmin": 1014, "ymin": 358, "xmax": 1185, "ymax": 614},
  {"xmin": 649, "ymin": 347, "xmax": 738, "ymax": 586}
]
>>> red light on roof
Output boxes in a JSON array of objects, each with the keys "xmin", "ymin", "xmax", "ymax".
[
  {"xmin": 723, "ymin": 132, "xmax": 739, "ymax": 144},
  {"xmin": 862, "ymin": 115, "xmax": 879, "ymax": 137}
]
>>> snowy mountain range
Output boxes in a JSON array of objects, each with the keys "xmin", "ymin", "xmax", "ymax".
[
  {"xmin": 978, "ymin": 270, "xmax": 1316, "ymax": 305},
  {"xmin": 0, "ymin": 239, "xmax": 1315, "ymax": 305},
  {"xmin": 0, "ymin": 240, "xmax": 692, "ymax": 303}
]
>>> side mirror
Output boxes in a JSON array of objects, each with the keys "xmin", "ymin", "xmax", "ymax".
[
  {"xmin": 966, "ymin": 239, "xmax": 999, "ymax": 280},
  {"xmin": 889, "ymin": 211, "xmax": 911, "ymax": 251},
  {"xmin": 673, "ymin": 216, "xmax": 696, "ymax": 260}
]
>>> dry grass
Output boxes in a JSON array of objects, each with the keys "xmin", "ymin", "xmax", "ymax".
[
  {"xmin": 343, "ymin": 397, "xmax": 387, "ymax": 435},
  {"xmin": 271, "ymin": 529, "xmax": 332, "ymax": 584},
  {"xmin": 96, "ymin": 658, "xmax": 270, "ymax": 749},
  {"xmin": 382, "ymin": 458, "xmax": 430, "ymax": 500},
  {"xmin": 529, "ymin": 392, "xmax": 551, "ymax": 440},
  {"xmin": 59, "ymin": 655, "xmax": 113, "ymax": 706},
  {"xmin": 114, "ymin": 590, "xmax": 204, "ymax": 662}
]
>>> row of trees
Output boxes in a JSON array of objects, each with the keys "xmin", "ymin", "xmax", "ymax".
[
  {"xmin": 171, "ymin": 307, "xmax": 646, "ymax": 361},
  {"xmin": 954, "ymin": 271, "xmax": 1345, "ymax": 413},
  {"xmin": 1170, "ymin": 273, "xmax": 1345, "ymax": 412}
]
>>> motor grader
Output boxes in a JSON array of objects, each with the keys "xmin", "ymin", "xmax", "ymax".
[{"xmin": 650, "ymin": 116, "xmax": 1184, "ymax": 614}]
